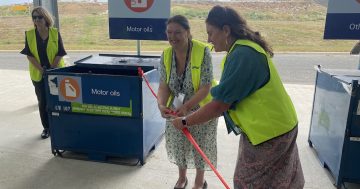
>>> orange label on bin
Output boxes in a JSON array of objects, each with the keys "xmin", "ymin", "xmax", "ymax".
[{"xmin": 59, "ymin": 77, "xmax": 80, "ymax": 101}]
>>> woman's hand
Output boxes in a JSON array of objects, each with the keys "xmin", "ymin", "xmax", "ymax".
[
  {"xmin": 175, "ymin": 104, "xmax": 189, "ymax": 117},
  {"xmin": 158, "ymin": 104, "xmax": 175, "ymax": 119},
  {"xmin": 172, "ymin": 117, "xmax": 185, "ymax": 131}
]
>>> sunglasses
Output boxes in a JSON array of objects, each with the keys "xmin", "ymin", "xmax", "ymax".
[{"xmin": 32, "ymin": 15, "xmax": 44, "ymax": 20}]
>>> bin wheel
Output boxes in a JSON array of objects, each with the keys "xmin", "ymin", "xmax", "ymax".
[
  {"xmin": 52, "ymin": 149, "xmax": 57, "ymax": 156},
  {"xmin": 52, "ymin": 149, "xmax": 65, "ymax": 157},
  {"xmin": 140, "ymin": 158, "xmax": 146, "ymax": 165}
]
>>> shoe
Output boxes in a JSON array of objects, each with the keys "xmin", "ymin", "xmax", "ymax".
[
  {"xmin": 41, "ymin": 129, "xmax": 49, "ymax": 139},
  {"xmin": 202, "ymin": 180, "xmax": 207, "ymax": 189},
  {"xmin": 174, "ymin": 177, "xmax": 188, "ymax": 189}
]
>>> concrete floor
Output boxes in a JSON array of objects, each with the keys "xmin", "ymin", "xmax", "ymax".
[{"xmin": 0, "ymin": 69, "xmax": 359, "ymax": 189}]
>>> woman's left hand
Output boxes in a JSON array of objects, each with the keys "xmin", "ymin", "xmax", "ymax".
[
  {"xmin": 175, "ymin": 104, "xmax": 189, "ymax": 117},
  {"xmin": 172, "ymin": 117, "xmax": 185, "ymax": 131}
]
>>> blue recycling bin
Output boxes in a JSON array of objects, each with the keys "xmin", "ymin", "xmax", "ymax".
[
  {"xmin": 308, "ymin": 66, "xmax": 360, "ymax": 188},
  {"xmin": 44, "ymin": 54, "xmax": 165, "ymax": 165}
]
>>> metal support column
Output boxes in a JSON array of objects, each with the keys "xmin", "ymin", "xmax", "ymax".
[
  {"xmin": 350, "ymin": 41, "xmax": 360, "ymax": 69},
  {"xmin": 137, "ymin": 40, "xmax": 141, "ymax": 56}
]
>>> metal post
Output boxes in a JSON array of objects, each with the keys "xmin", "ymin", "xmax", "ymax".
[
  {"xmin": 52, "ymin": 1, "xmax": 60, "ymax": 30},
  {"xmin": 33, "ymin": 0, "xmax": 41, "ymax": 7},
  {"xmin": 350, "ymin": 41, "xmax": 360, "ymax": 69},
  {"xmin": 137, "ymin": 40, "xmax": 141, "ymax": 56}
]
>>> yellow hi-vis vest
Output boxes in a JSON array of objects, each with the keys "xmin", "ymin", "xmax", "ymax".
[
  {"xmin": 26, "ymin": 27, "xmax": 65, "ymax": 82},
  {"xmin": 222, "ymin": 39, "xmax": 298, "ymax": 145},
  {"xmin": 163, "ymin": 39, "xmax": 216, "ymax": 107}
]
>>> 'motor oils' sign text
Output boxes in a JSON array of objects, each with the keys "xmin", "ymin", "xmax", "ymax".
[{"xmin": 109, "ymin": 0, "xmax": 170, "ymax": 40}]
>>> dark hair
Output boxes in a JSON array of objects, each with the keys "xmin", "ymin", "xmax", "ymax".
[
  {"xmin": 206, "ymin": 5, "xmax": 273, "ymax": 57},
  {"xmin": 167, "ymin": 15, "xmax": 190, "ymax": 30}
]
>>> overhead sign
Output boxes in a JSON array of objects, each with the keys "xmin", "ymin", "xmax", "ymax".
[
  {"xmin": 108, "ymin": 0, "xmax": 170, "ymax": 40},
  {"xmin": 324, "ymin": 0, "xmax": 360, "ymax": 39}
]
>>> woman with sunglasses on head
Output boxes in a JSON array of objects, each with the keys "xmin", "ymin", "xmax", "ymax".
[
  {"xmin": 157, "ymin": 15, "xmax": 217, "ymax": 189},
  {"xmin": 20, "ymin": 6, "xmax": 67, "ymax": 139},
  {"xmin": 172, "ymin": 5, "xmax": 305, "ymax": 189}
]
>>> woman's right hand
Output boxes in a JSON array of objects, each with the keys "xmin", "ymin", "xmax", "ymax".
[{"xmin": 158, "ymin": 104, "xmax": 174, "ymax": 118}]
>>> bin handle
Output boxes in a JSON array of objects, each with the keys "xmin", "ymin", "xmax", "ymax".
[
  {"xmin": 137, "ymin": 67, "xmax": 158, "ymax": 98},
  {"xmin": 137, "ymin": 67, "xmax": 231, "ymax": 189},
  {"xmin": 314, "ymin": 65, "xmax": 322, "ymax": 72},
  {"xmin": 74, "ymin": 55, "xmax": 93, "ymax": 65}
]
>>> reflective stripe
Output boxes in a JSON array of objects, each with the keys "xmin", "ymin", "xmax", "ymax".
[
  {"xmin": 163, "ymin": 39, "xmax": 216, "ymax": 107},
  {"xmin": 26, "ymin": 27, "xmax": 65, "ymax": 81}
]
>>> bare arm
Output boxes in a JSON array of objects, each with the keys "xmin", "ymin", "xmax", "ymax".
[
  {"xmin": 51, "ymin": 32, "xmax": 67, "ymax": 68},
  {"xmin": 51, "ymin": 56, "xmax": 63, "ymax": 68},
  {"xmin": 27, "ymin": 55, "xmax": 44, "ymax": 74},
  {"xmin": 172, "ymin": 100, "xmax": 231, "ymax": 130},
  {"xmin": 176, "ymin": 83, "xmax": 211, "ymax": 116},
  {"xmin": 157, "ymin": 81, "xmax": 173, "ymax": 118}
]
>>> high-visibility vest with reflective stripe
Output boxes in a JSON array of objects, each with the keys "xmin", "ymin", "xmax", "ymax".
[
  {"xmin": 26, "ymin": 27, "xmax": 65, "ymax": 81},
  {"xmin": 163, "ymin": 39, "xmax": 216, "ymax": 107},
  {"xmin": 222, "ymin": 39, "xmax": 298, "ymax": 145}
]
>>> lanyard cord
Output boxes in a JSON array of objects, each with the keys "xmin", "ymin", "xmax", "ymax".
[{"xmin": 172, "ymin": 41, "xmax": 191, "ymax": 92}]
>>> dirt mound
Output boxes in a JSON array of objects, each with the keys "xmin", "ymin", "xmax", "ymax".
[
  {"xmin": 59, "ymin": 2, "xmax": 107, "ymax": 15},
  {"xmin": 58, "ymin": 1, "xmax": 320, "ymax": 16}
]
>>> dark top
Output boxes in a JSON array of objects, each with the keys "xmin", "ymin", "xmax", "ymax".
[
  {"xmin": 210, "ymin": 45, "xmax": 270, "ymax": 134},
  {"xmin": 20, "ymin": 29, "xmax": 67, "ymax": 69}
]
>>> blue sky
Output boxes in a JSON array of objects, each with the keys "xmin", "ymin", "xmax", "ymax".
[
  {"xmin": 0, "ymin": 0, "xmax": 110, "ymax": 6},
  {"xmin": 0, "ymin": 0, "xmax": 107, "ymax": 6},
  {"xmin": 0, "ymin": 0, "xmax": 32, "ymax": 6},
  {"xmin": 0, "ymin": 0, "xmax": 235, "ymax": 6}
]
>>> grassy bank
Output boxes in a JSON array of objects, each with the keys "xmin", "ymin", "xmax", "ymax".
[{"xmin": 0, "ymin": 1, "xmax": 356, "ymax": 52}]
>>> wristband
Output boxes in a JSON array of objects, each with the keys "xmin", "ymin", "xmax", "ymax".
[{"xmin": 181, "ymin": 117, "xmax": 187, "ymax": 127}]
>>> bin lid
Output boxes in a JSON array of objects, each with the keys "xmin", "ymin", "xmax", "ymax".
[
  {"xmin": 322, "ymin": 68, "xmax": 360, "ymax": 77},
  {"xmin": 334, "ymin": 75, "xmax": 360, "ymax": 84},
  {"xmin": 322, "ymin": 68, "xmax": 360, "ymax": 84},
  {"xmin": 74, "ymin": 54, "xmax": 160, "ymax": 70}
]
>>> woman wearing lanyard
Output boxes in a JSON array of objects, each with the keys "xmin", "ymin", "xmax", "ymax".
[
  {"xmin": 157, "ymin": 15, "xmax": 218, "ymax": 189},
  {"xmin": 20, "ymin": 7, "xmax": 67, "ymax": 139},
  {"xmin": 172, "ymin": 6, "xmax": 305, "ymax": 189}
]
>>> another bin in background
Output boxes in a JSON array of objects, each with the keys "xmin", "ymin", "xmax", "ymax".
[{"xmin": 309, "ymin": 66, "xmax": 360, "ymax": 188}]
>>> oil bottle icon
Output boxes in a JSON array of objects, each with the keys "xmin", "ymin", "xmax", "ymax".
[
  {"xmin": 65, "ymin": 79, "xmax": 77, "ymax": 98},
  {"xmin": 131, "ymin": 0, "xmax": 147, "ymax": 8},
  {"xmin": 59, "ymin": 77, "xmax": 80, "ymax": 102}
]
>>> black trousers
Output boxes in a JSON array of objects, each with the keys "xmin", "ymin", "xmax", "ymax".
[{"xmin": 32, "ymin": 80, "xmax": 49, "ymax": 129}]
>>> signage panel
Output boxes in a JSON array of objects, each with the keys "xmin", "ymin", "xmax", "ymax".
[
  {"xmin": 324, "ymin": 0, "xmax": 360, "ymax": 39},
  {"xmin": 108, "ymin": 0, "xmax": 170, "ymax": 40}
]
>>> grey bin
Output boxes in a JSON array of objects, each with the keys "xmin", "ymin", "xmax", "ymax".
[
  {"xmin": 309, "ymin": 66, "xmax": 360, "ymax": 188},
  {"xmin": 44, "ymin": 54, "xmax": 165, "ymax": 165}
]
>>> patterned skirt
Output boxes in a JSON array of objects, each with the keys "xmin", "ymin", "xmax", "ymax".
[{"xmin": 234, "ymin": 126, "xmax": 304, "ymax": 189}]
